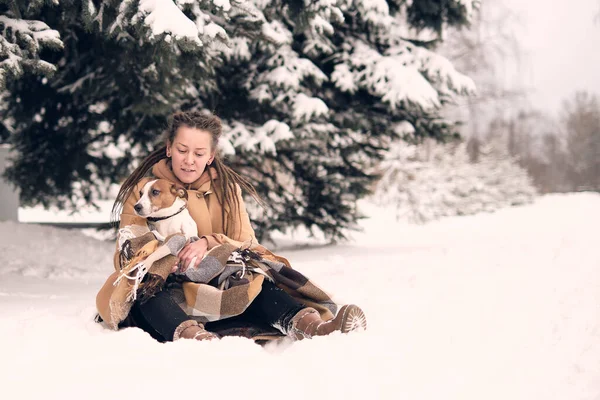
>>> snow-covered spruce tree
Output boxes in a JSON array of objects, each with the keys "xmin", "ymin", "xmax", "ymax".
[
  {"xmin": 0, "ymin": 0, "xmax": 63, "ymax": 90},
  {"xmin": 375, "ymin": 133, "xmax": 536, "ymax": 224},
  {"xmin": 3, "ymin": 0, "xmax": 476, "ymax": 241},
  {"xmin": 1, "ymin": 0, "xmax": 256, "ymax": 206},
  {"xmin": 197, "ymin": 0, "xmax": 477, "ymax": 239}
]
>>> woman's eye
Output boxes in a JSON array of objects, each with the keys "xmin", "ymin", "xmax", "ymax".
[
  {"xmin": 178, "ymin": 149, "xmax": 186, "ymax": 154},
  {"xmin": 195, "ymin": 153, "xmax": 204, "ymax": 157},
  {"xmin": 152, "ymin": 189, "xmax": 160, "ymax": 196}
]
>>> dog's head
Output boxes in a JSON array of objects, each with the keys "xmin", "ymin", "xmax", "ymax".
[{"xmin": 133, "ymin": 179, "xmax": 188, "ymax": 217}]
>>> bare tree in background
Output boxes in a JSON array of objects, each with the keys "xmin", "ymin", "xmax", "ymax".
[
  {"xmin": 441, "ymin": 0, "xmax": 527, "ymax": 162},
  {"xmin": 537, "ymin": 133, "xmax": 569, "ymax": 193},
  {"xmin": 495, "ymin": 91, "xmax": 600, "ymax": 194},
  {"xmin": 504, "ymin": 110, "xmax": 568, "ymax": 193},
  {"xmin": 441, "ymin": 2, "xmax": 600, "ymax": 195},
  {"xmin": 562, "ymin": 92, "xmax": 600, "ymax": 191}
]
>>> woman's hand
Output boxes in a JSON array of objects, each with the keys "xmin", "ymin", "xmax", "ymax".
[{"xmin": 175, "ymin": 237, "xmax": 209, "ymax": 273}]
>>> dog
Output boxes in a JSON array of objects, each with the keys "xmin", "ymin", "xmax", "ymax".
[
  {"xmin": 133, "ymin": 178, "xmax": 198, "ymax": 242},
  {"xmin": 112, "ymin": 179, "xmax": 200, "ymax": 297}
]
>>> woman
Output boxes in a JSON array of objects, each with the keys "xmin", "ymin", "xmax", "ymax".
[{"xmin": 96, "ymin": 111, "xmax": 366, "ymax": 342}]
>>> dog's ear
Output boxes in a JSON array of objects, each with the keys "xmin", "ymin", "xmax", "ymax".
[{"xmin": 170, "ymin": 184, "xmax": 188, "ymax": 200}]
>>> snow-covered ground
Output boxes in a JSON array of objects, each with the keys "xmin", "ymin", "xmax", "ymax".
[{"xmin": 1, "ymin": 193, "xmax": 599, "ymax": 400}]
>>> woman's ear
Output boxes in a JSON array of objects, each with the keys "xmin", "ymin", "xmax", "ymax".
[
  {"xmin": 208, "ymin": 151, "xmax": 215, "ymax": 166},
  {"xmin": 166, "ymin": 141, "xmax": 172, "ymax": 158}
]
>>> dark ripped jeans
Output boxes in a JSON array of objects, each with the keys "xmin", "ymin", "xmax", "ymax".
[{"xmin": 123, "ymin": 280, "xmax": 305, "ymax": 342}]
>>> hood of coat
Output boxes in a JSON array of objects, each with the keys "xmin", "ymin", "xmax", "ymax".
[{"xmin": 151, "ymin": 158, "xmax": 217, "ymax": 193}]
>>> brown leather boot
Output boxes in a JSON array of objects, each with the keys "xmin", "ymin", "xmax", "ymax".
[
  {"xmin": 174, "ymin": 320, "xmax": 219, "ymax": 341},
  {"xmin": 288, "ymin": 304, "xmax": 367, "ymax": 340}
]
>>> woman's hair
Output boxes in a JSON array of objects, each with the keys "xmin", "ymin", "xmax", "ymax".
[{"xmin": 111, "ymin": 111, "xmax": 263, "ymax": 236}]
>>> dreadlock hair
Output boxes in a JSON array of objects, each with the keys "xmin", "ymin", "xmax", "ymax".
[{"xmin": 111, "ymin": 111, "xmax": 263, "ymax": 237}]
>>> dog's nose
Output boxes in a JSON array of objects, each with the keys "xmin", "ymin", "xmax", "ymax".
[{"xmin": 133, "ymin": 204, "xmax": 142, "ymax": 213}]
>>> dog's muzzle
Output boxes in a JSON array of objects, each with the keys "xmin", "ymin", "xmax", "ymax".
[{"xmin": 133, "ymin": 203, "xmax": 144, "ymax": 215}]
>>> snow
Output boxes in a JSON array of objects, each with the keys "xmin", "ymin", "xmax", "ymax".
[
  {"xmin": 18, "ymin": 200, "xmax": 114, "ymax": 224},
  {"xmin": 372, "ymin": 61, "xmax": 441, "ymax": 109},
  {"xmin": 332, "ymin": 63, "xmax": 358, "ymax": 93},
  {"xmin": 0, "ymin": 16, "xmax": 61, "ymax": 46},
  {"xmin": 309, "ymin": 14, "xmax": 335, "ymax": 35},
  {"xmin": 88, "ymin": 134, "xmax": 129, "ymax": 160},
  {"xmin": 343, "ymin": 40, "xmax": 445, "ymax": 109},
  {"xmin": 203, "ymin": 22, "xmax": 227, "ymax": 40},
  {"xmin": 293, "ymin": 93, "xmax": 329, "ymax": 122},
  {"xmin": 264, "ymin": 47, "xmax": 328, "ymax": 90},
  {"xmin": 137, "ymin": 0, "xmax": 203, "ymax": 45},
  {"xmin": 88, "ymin": 102, "xmax": 108, "ymax": 114},
  {"xmin": 211, "ymin": 0, "xmax": 231, "ymax": 12},
  {"xmin": 2, "ymin": 193, "xmax": 599, "ymax": 399},
  {"xmin": 410, "ymin": 45, "xmax": 477, "ymax": 95},
  {"xmin": 393, "ymin": 120, "xmax": 416, "ymax": 135},
  {"xmin": 221, "ymin": 119, "xmax": 293, "ymax": 155},
  {"xmin": 56, "ymin": 71, "xmax": 96, "ymax": 94},
  {"xmin": 0, "ymin": 15, "xmax": 62, "ymax": 79},
  {"xmin": 226, "ymin": 37, "xmax": 251, "ymax": 61},
  {"xmin": 355, "ymin": 0, "xmax": 393, "ymax": 26},
  {"xmin": 261, "ymin": 119, "xmax": 293, "ymax": 142},
  {"xmin": 332, "ymin": 32, "xmax": 475, "ymax": 111},
  {"xmin": 261, "ymin": 20, "xmax": 293, "ymax": 45},
  {"xmin": 375, "ymin": 139, "xmax": 536, "ymax": 223}
]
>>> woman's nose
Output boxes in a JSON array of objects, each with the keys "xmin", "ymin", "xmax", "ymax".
[{"xmin": 185, "ymin": 153, "xmax": 194, "ymax": 165}]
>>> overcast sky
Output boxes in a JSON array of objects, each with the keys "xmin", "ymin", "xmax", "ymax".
[{"xmin": 501, "ymin": 0, "xmax": 600, "ymax": 115}]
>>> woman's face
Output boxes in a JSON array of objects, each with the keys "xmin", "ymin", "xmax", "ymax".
[{"xmin": 167, "ymin": 126, "xmax": 215, "ymax": 184}]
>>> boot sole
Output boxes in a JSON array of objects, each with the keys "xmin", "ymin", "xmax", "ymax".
[{"xmin": 338, "ymin": 304, "xmax": 367, "ymax": 333}]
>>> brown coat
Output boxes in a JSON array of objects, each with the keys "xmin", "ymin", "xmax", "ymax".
[{"xmin": 97, "ymin": 159, "xmax": 256, "ymax": 326}]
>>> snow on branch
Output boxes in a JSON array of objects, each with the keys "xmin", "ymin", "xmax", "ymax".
[
  {"xmin": 293, "ymin": 93, "xmax": 329, "ymax": 122},
  {"xmin": 301, "ymin": 0, "xmax": 344, "ymax": 55},
  {"xmin": 390, "ymin": 43, "xmax": 476, "ymax": 96},
  {"xmin": 336, "ymin": 40, "xmax": 440, "ymax": 110},
  {"xmin": 225, "ymin": 37, "xmax": 251, "ymax": 60},
  {"xmin": 364, "ymin": 57, "xmax": 440, "ymax": 109},
  {"xmin": 331, "ymin": 64, "xmax": 357, "ymax": 94},
  {"xmin": 110, "ymin": 0, "xmax": 229, "ymax": 49},
  {"xmin": 210, "ymin": 0, "xmax": 231, "ymax": 12},
  {"xmin": 137, "ymin": 0, "xmax": 204, "ymax": 45},
  {"xmin": 333, "ymin": 38, "xmax": 475, "ymax": 110},
  {"xmin": 258, "ymin": 46, "xmax": 327, "ymax": 91},
  {"xmin": 352, "ymin": 0, "xmax": 393, "ymax": 27},
  {"xmin": 0, "ymin": 15, "xmax": 63, "ymax": 88},
  {"xmin": 262, "ymin": 20, "xmax": 292, "ymax": 45},
  {"xmin": 222, "ymin": 120, "xmax": 293, "ymax": 155}
]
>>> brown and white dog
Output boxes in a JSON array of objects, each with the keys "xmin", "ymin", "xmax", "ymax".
[{"xmin": 133, "ymin": 179, "xmax": 198, "ymax": 241}]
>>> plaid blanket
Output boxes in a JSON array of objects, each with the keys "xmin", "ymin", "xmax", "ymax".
[
  {"xmin": 109, "ymin": 226, "xmax": 337, "ymax": 329},
  {"xmin": 175, "ymin": 243, "xmax": 337, "ymax": 323}
]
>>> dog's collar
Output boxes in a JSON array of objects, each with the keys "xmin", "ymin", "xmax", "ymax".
[{"xmin": 147, "ymin": 205, "xmax": 187, "ymax": 223}]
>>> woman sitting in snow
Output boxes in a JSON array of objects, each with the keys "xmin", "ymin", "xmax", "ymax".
[{"xmin": 95, "ymin": 110, "xmax": 367, "ymax": 343}]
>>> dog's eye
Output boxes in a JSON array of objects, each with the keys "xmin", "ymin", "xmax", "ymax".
[
  {"xmin": 139, "ymin": 191, "xmax": 142, "ymax": 197},
  {"xmin": 151, "ymin": 189, "xmax": 160, "ymax": 196}
]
